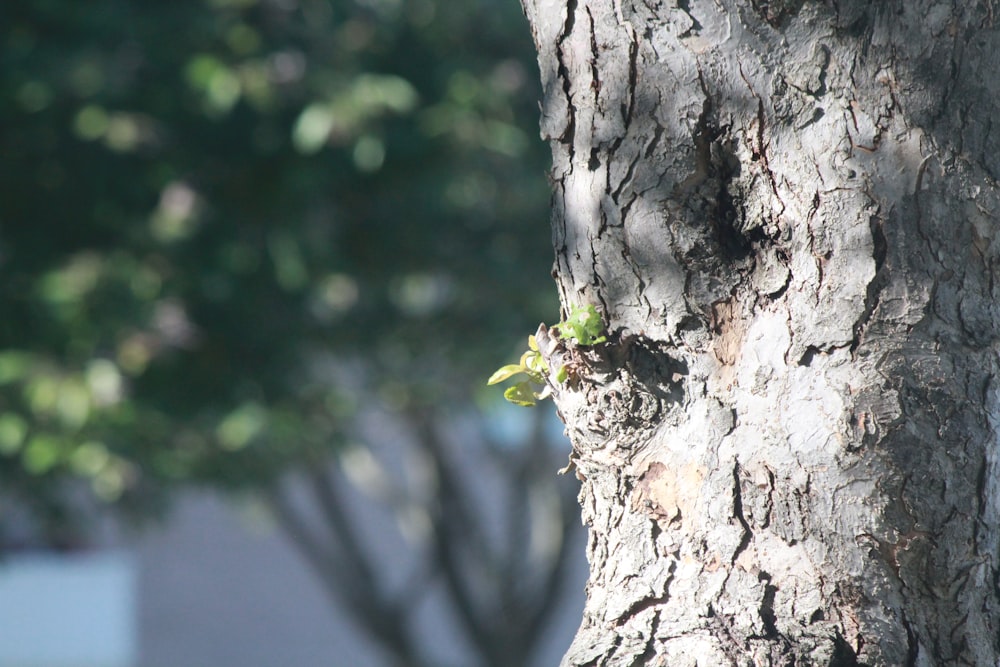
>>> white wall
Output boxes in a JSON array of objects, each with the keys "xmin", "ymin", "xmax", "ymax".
[{"xmin": 0, "ymin": 550, "xmax": 136, "ymax": 667}]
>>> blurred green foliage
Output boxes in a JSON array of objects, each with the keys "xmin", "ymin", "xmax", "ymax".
[{"xmin": 0, "ymin": 0, "xmax": 554, "ymax": 547}]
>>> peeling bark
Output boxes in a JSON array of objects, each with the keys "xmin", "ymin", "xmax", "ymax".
[{"xmin": 520, "ymin": 0, "xmax": 1000, "ymax": 664}]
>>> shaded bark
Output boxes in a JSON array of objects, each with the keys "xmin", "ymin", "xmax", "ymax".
[{"xmin": 521, "ymin": 0, "xmax": 1000, "ymax": 664}]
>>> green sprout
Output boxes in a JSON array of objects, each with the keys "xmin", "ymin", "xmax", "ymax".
[
  {"xmin": 555, "ymin": 304, "xmax": 607, "ymax": 346},
  {"xmin": 488, "ymin": 304, "xmax": 607, "ymax": 407}
]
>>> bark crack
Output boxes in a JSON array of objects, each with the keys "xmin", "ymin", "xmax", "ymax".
[
  {"xmin": 850, "ymin": 213, "xmax": 889, "ymax": 357},
  {"xmin": 706, "ymin": 605, "xmax": 748, "ymax": 667},
  {"xmin": 556, "ymin": 0, "xmax": 579, "ymax": 166},
  {"xmin": 901, "ymin": 610, "xmax": 919, "ymax": 667},
  {"xmin": 624, "ymin": 29, "xmax": 639, "ymax": 124},
  {"xmin": 738, "ymin": 62, "xmax": 786, "ymax": 219},
  {"xmin": 731, "ymin": 462, "xmax": 754, "ymax": 565},
  {"xmin": 912, "ymin": 153, "xmax": 939, "ymax": 264},
  {"xmin": 637, "ymin": 610, "xmax": 662, "ymax": 664},
  {"xmin": 974, "ymin": 449, "xmax": 988, "ymax": 550},
  {"xmin": 615, "ymin": 584, "xmax": 672, "ymax": 625},
  {"xmin": 587, "ymin": 6, "xmax": 598, "ymax": 83}
]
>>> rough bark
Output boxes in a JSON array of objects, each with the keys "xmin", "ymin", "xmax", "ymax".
[{"xmin": 520, "ymin": 0, "xmax": 1000, "ymax": 664}]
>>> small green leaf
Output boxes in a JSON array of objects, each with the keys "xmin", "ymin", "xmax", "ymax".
[
  {"xmin": 504, "ymin": 382, "xmax": 537, "ymax": 407},
  {"xmin": 521, "ymin": 349, "xmax": 547, "ymax": 374},
  {"xmin": 527, "ymin": 334, "xmax": 539, "ymax": 351},
  {"xmin": 487, "ymin": 364, "xmax": 525, "ymax": 385},
  {"xmin": 555, "ymin": 365, "xmax": 568, "ymax": 383}
]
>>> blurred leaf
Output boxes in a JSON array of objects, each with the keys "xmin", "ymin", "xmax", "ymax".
[
  {"xmin": 293, "ymin": 103, "xmax": 335, "ymax": 154},
  {"xmin": 503, "ymin": 382, "xmax": 537, "ymax": 407},
  {"xmin": 0, "ymin": 415, "xmax": 28, "ymax": 455},
  {"xmin": 487, "ymin": 364, "xmax": 524, "ymax": 385},
  {"xmin": 23, "ymin": 434, "xmax": 63, "ymax": 475},
  {"xmin": 217, "ymin": 402, "xmax": 267, "ymax": 451},
  {"xmin": 0, "ymin": 353, "xmax": 34, "ymax": 385}
]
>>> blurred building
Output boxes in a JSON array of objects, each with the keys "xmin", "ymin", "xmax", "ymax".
[{"xmin": 0, "ymin": 486, "xmax": 586, "ymax": 667}]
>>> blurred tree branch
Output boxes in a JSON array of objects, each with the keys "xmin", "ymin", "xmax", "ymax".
[{"xmin": 271, "ymin": 406, "xmax": 581, "ymax": 667}]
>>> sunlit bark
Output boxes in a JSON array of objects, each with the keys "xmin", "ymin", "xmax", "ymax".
[{"xmin": 521, "ymin": 1, "xmax": 1000, "ymax": 663}]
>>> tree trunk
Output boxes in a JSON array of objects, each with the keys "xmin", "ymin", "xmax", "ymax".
[{"xmin": 520, "ymin": 0, "xmax": 1000, "ymax": 664}]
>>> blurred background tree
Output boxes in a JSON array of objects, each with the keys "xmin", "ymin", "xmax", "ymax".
[{"xmin": 0, "ymin": 0, "xmax": 581, "ymax": 665}]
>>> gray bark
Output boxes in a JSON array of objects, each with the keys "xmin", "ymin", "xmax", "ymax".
[{"xmin": 520, "ymin": 0, "xmax": 1000, "ymax": 664}]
